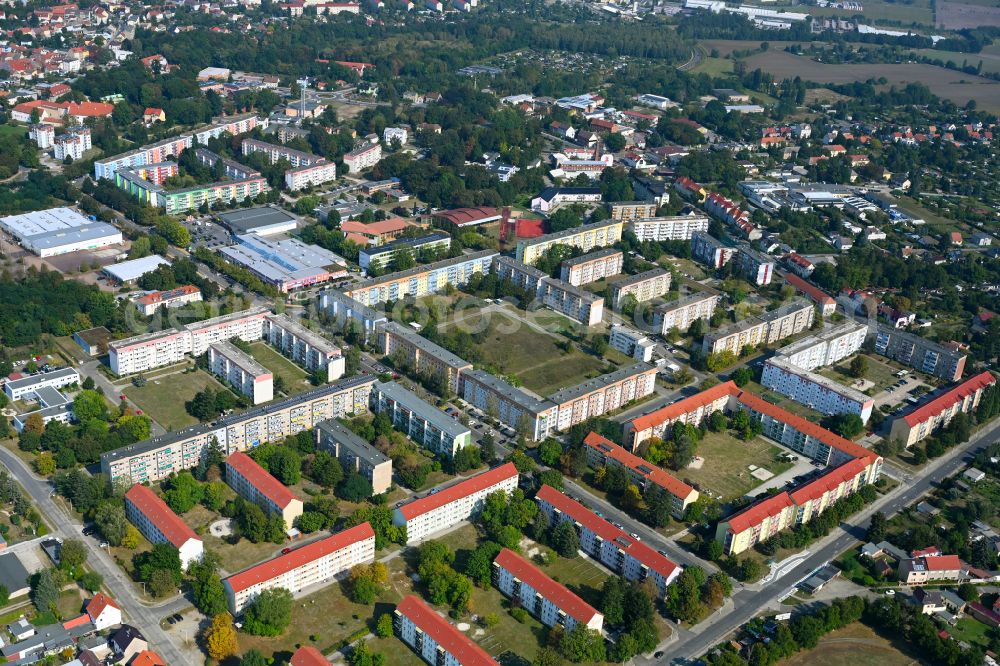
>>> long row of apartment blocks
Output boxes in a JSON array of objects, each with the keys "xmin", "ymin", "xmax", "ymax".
[
  {"xmin": 702, "ymin": 298, "xmax": 814, "ymax": 356},
  {"xmin": 494, "ymin": 256, "xmax": 604, "ymax": 326}
]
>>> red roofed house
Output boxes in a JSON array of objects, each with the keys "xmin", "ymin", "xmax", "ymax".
[
  {"xmin": 784, "ymin": 272, "xmax": 836, "ymax": 317},
  {"xmin": 394, "ymin": 595, "xmax": 499, "ymax": 666},
  {"xmin": 143, "ymin": 107, "xmax": 165, "ymax": 124},
  {"xmin": 225, "ymin": 452, "xmax": 304, "ymax": 530},
  {"xmin": 888, "ymin": 371, "xmax": 996, "ymax": 447},
  {"xmin": 493, "ymin": 548, "xmax": 604, "ymax": 632},
  {"xmin": 898, "ymin": 554, "xmax": 963, "ymax": 585},
  {"xmin": 86, "ymin": 592, "xmax": 122, "ymax": 631},
  {"xmin": 536, "ymin": 485, "xmax": 681, "ymax": 595},
  {"xmin": 290, "ymin": 646, "xmax": 329, "ymax": 666},
  {"xmin": 336, "ymin": 61, "xmax": 374, "ymax": 76},
  {"xmin": 673, "ymin": 176, "xmax": 707, "ymax": 203},
  {"xmin": 124, "ymin": 484, "xmax": 204, "ymax": 569},
  {"xmin": 716, "ymin": 491, "xmax": 796, "ymax": 556},
  {"xmin": 393, "ymin": 463, "xmax": 518, "ymax": 544},
  {"xmin": 129, "ymin": 651, "xmax": 166, "ymax": 666},
  {"xmin": 582, "ymin": 432, "xmax": 698, "ymax": 518},
  {"xmin": 140, "ymin": 54, "xmax": 169, "ymax": 72},
  {"xmin": 65, "ymin": 101, "xmax": 114, "ymax": 123},
  {"xmin": 223, "ymin": 522, "xmax": 375, "ymax": 614},
  {"xmin": 340, "ymin": 218, "xmax": 410, "ymax": 246},
  {"xmin": 950, "ymin": 231, "xmax": 963, "ymax": 245},
  {"xmin": 11, "ymin": 100, "xmax": 65, "ymax": 123}
]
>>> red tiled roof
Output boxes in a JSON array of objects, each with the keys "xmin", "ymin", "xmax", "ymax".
[
  {"xmin": 628, "ymin": 381, "xmax": 737, "ymax": 433},
  {"xmin": 396, "ymin": 463, "xmax": 518, "ymax": 521},
  {"xmin": 784, "ymin": 272, "xmax": 835, "ymax": 306},
  {"xmin": 136, "ymin": 285, "xmax": 199, "ymax": 306},
  {"xmin": 226, "ymin": 452, "xmax": 299, "ymax": 510},
  {"xmin": 431, "ymin": 207, "xmax": 501, "ymax": 227},
  {"xmin": 340, "ymin": 218, "xmax": 409, "ymax": 237},
  {"xmin": 789, "ymin": 457, "xmax": 869, "ymax": 505},
  {"xmin": 736, "ymin": 390, "xmax": 878, "ymax": 464},
  {"xmin": 535, "ymin": 485, "xmax": 679, "ymax": 582},
  {"xmin": 396, "ymin": 596, "xmax": 497, "ymax": 665},
  {"xmin": 130, "ymin": 651, "xmax": 165, "ymax": 666},
  {"xmin": 583, "ymin": 432, "xmax": 695, "ymax": 501},
  {"xmin": 494, "ymin": 548, "xmax": 601, "ymax": 625},
  {"xmin": 86, "ymin": 592, "xmax": 119, "ymax": 621},
  {"xmin": 124, "ymin": 484, "xmax": 199, "ymax": 549},
  {"xmin": 723, "ymin": 491, "xmax": 794, "ymax": 535},
  {"xmin": 62, "ymin": 614, "xmax": 90, "ymax": 630},
  {"xmin": 290, "ymin": 646, "xmax": 329, "ymax": 666},
  {"xmin": 66, "ymin": 101, "xmax": 114, "ymax": 117},
  {"xmin": 925, "ymin": 554, "xmax": 962, "ymax": 571},
  {"xmin": 225, "ymin": 522, "xmax": 374, "ymax": 594},
  {"xmin": 901, "ymin": 371, "xmax": 995, "ymax": 427}
]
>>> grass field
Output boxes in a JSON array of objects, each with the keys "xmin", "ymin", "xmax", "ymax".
[
  {"xmin": 779, "ymin": 622, "xmax": 923, "ymax": 665},
  {"xmin": 946, "ymin": 616, "xmax": 993, "ymax": 647},
  {"xmin": 820, "ymin": 353, "xmax": 899, "ymax": 394},
  {"xmin": 691, "ymin": 55, "xmax": 734, "ymax": 77},
  {"xmin": 444, "ymin": 308, "xmax": 609, "ymax": 396},
  {"xmin": 911, "ymin": 47, "xmax": 1000, "ymax": 74},
  {"xmin": 743, "ymin": 50, "xmax": 1000, "ymax": 112},
  {"xmin": 124, "ymin": 369, "xmax": 228, "ymax": 431},
  {"xmin": 247, "ymin": 342, "xmax": 310, "ymax": 395},
  {"xmin": 677, "ymin": 431, "xmax": 794, "ymax": 501}
]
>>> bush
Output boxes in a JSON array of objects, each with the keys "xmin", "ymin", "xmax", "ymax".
[{"xmin": 511, "ymin": 608, "xmax": 530, "ymax": 623}]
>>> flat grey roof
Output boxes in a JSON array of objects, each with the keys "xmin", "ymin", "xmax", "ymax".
[
  {"xmin": 104, "ymin": 255, "xmax": 170, "ymax": 282},
  {"xmin": 0, "ymin": 552, "xmax": 29, "ymax": 594},
  {"xmin": 27, "ymin": 223, "xmax": 121, "ymax": 251},
  {"xmin": 381, "ymin": 321, "xmax": 471, "ymax": 369},
  {"xmin": 359, "ymin": 232, "xmax": 451, "ymax": 259},
  {"xmin": 184, "ymin": 306, "xmax": 270, "ymax": 333},
  {"xmin": 548, "ymin": 363, "xmax": 654, "ymax": 404},
  {"xmin": 266, "ymin": 314, "xmax": 338, "ymax": 355},
  {"xmin": 348, "ymin": 250, "xmax": 498, "ymax": 291},
  {"xmin": 0, "ymin": 206, "xmax": 91, "ymax": 238},
  {"xmin": 765, "ymin": 356, "xmax": 871, "ymax": 403},
  {"xmin": 209, "ymin": 341, "xmax": 270, "ymax": 378},
  {"xmin": 33, "ymin": 385, "xmax": 70, "ymax": 408},
  {"xmin": 495, "ymin": 255, "xmax": 546, "ymax": 279},
  {"xmin": 464, "ymin": 369, "xmax": 555, "ymax": 414},
  {"xmin": 610, "ymin": 267, "xmax": 669, "ymax": 290},
  {"xmin": 5, "ymin": 367, "xmax": 78, "ymax": 392},
  {"xmin": 316, "ymin": 418, "xmax": 389, "ymax": 466},
  {"xmin": 655, "ymin": 290, "xmax": 719, "ymax": 313},
  {"xmin": 562, "ymin": 248, "xmax": 622, "ymax": 268},
  {"xmin": 518, "ymin": 219, "xmax": 620, "ymax": 250},
  {"xmin": 220, "ymin": 235, "xmax": 344, "ymax": 284},
  {"xmin": 374, "ymin": 381, "xmax": 469, "ymax": 439},
  {"xmin": 217, "ymin": 206, "xmax": 297, "ymax": 233}
]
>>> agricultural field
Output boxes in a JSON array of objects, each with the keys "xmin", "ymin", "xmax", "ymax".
[
  {"xmin": 911, "ymin": 47, "xmax": 1000, "ymax": 75},
  {"xmin": 123, "ymin": 368, "xmax": 229, "ymax": 431},
  {"xmin": 807, "ymin": 0, "xmax": 934, "ymax": 25},
  {"xmin": 937, "ymin": 0, "xmax": 1000, "ymax": 29},
  {"xmin": 676, "ymin": 430, "xmax": 795, "ymax": 501},
  {"xmin": 742, "ymin": 50, "xmax": 1000, "ymax": 112},
  {"xmin": 778, "ymin": 622, "xmax": 917, "ymax": 666}
]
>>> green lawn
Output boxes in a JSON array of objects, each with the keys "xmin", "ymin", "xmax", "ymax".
[
  {"xmin": 675, "ymin": 430, "xmax": 794, "ymax": 501},
  {"xmin": 247, "ymin": 342, "xmax": 310, "ymax": 395},
  {"xmin": 819, "ymin": 354, "xmax": 900, "ymax": 394},
  {"xmin": 124, "ymin": 369, "xmax": 229, "ymax": 431},
  {"xmin": 691, "ymin": 56, "xmax": 734, "ymax": 77},
  {"xmin": 947, "ymin": 617, "xmax": 992, "ymax": 648}
]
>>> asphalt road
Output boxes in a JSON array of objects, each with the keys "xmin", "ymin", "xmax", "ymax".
[
  {"xmin": 650, "ymin": 415, "xmax": 1000, "ymax": 665},
  {"xmin": 0, "ymin": 446, "xmax": 188, "ymax": 664}
]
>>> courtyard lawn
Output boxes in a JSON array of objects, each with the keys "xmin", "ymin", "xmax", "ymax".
[
  {"xmin": 678, "ymin": 431, "xmax": 794, "ymax": 502},
  {"xmin": 946, "ymin": 616, "xmax": 992, "ymax": 649},
  {"xmin": 820, "ymin": 353, "xmax": 900, "ymax": 394},
  {"xmin": 124, "ymin": 369, "xmax": 229, "ymax": 431},
  {"xmin": 247, "ymin": 342, "xmax": 310, "ymax": 395},
  {"xmin": 443, "ymin": 309, "xmax": 610, "ymax": 396}
]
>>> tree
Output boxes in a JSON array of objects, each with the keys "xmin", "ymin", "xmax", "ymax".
[
  {"xmin": 149, "ymin": 568, "xmax": 178, "ymax": 597},
  {"xmin": 34, "ymin": 452, "xmax": 56, "ymax": 475},
  {"xmin": 0, "ymin": 585, "xmax": 9, "ymax": 608},
  {"xmin": 560, "ymin": 625, "xmax": 606, "ymax": 663},
  {"xmin": 73, "ymin": 390, "xmax": 108, "ymax": 424},
  {"xmin": 958, "ymin": 583, "xmax": 980, "ymax": 602},
  {"xmin": 59, "ymin": 539, "xmax": 88, "ymax": 570},
  {"xmin": 163, "ymin": 471, "xmax": 204, "ymax": 513},
  {"xmin": 867, "ymin": 511, "xmax": 887, "ymax": 543},
  {"xmin": 538, "ymin": 439, "xmax": 563, "ymax": 467},
  {"xmin": 122, "ymin": 525, "xmax": 142, "ymax": 549},
  {"xmin": 243, "ymin": 588, "xmax": 293, "ymax": 636},
  {"xmin": 849, "ymin": 356, "xmax": 868, "ymax": 378},
  {"xmin": 730, "ymin": 367, "xmax": 753, "ymax": 387},
  {"xmin": 241, "ymin": 650, "xmax": 268, "ymax": 666},
  {"xmin": 190, "ymin": 557, "xmax": 228, "ymax": 617},
  {"xmin": 349, "ymin": 562, "xmax": 388, "ymax": 603},
  {"xmin": 824, "ymin": 413, "xmax": 865, "ymax": 439},
  {"xmin": 205, "ymin": 613, "xmax": 239, "ymax": 661},
  {"xmin": 552, "ymin": 521, "xmax": 580, "ymax": 557},
  {"xmin": 267, "ymin": 447, "xmax": 301, "ymax": 485},
  {"xmin": 31, "ymin": 569, "xmax": 59, "ymax": 615},
  {"xmin": 137, "ymin": 543, "xmax": 182, "ymax": 588},
  {"xmin": 80, "ymin": 572, "xmax": 103, "ymax": 594},
  {"xmin": 376, "ymin": 613, "xmax": 394, "ymax": 637},
  {"xmin": 339, "ymin": 473, "xmax": 374, "ymax": 502},
  {"xmin": 308, "ymin": 451, "xmax": 344, "ymax": 488},
  {"xmin": 202, "ymin": 481, "xmax": 229, "ymax": 511}
]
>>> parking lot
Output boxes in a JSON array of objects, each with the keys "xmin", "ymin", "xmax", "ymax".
[{"xmin": 180, "ymin": 216, "xmax": 232, "ymax": 249}]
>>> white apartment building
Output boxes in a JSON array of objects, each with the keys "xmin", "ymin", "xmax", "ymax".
[
  {"xmin": 773, "ymin": 322, "xmax": 868, "ymax": 371},
  {"xmin": 207, "ymin": 341, "xmax": 274, "ymax": 405},
  {"xmin": 284, "ymin": 161, "xmax": 337, "ymax": 191},
  {"xmin": 548, "ymin": 363, "xmax": 658, "ymax": 432},
  {"xmin": 609, "ymin": 268, "xmax": 671, "ymax": 309},
  {"xmin": 370, "ymin": 382, "xmax": 471, "ymax": 458},
  {"xmin": 394, "ymin": 595, "xmax": 499, "ymax": 666},
  {"xmin": 383, "ymin": 127, "xmax": 408, "ymax": 145},
  {"xmin": 226, "ymin": 452, "xmax": 304, "ymax": 530},
  {"xmin": 4, "ymin": 367, "xmax": 79, "ymax": 401},
  {"xmin": 653, "ymin": 291, "xmax": 721, "ymax": 335},
  {"xmin": 124, "ymin": 484, "xmax": 204, "ymax": 570},
  {"xmin": 343, "ymin": 142, "xmax": 382, "ymax": 174},
  {"xmin": 609, "ymin": 324, "xmax": 656, "ymax": 362},
  {"xmin": 30, "ymin": 124, "xmax": 54, "ymax": 150},
  {"xmin": 762, "ymin": 356, "xmax": 874, "ymax": 423},
  {"xmin": 536, "ymin": 485, "xmax": 681, "ymax": 596},
  {"xmin": 54, "ymin": 127, "xmax": 91, "ymax": 161},
  {"xmin": 703, "ymin": 299, "xmax": 814, "ymax": 356},
  {"xmin": 539, "ymin": 278, "xmax": 605, "ymax": 326},
  {"xmin": 392, "ymin": 463, "xmax": 518, "ymax": 544},
  {"xmin": 263, "ymin": 314, "xmax": 345, "ymax": 382},
  {"xmin": 316, "ymin": 419, "xmax": 393, "ymax": 495},
  {"xmin": 109, "ymin": 328, "xmax": 191, "ymax": 376},
  {"xmin": 461, "ymin": 370, "xmax": 557, "ymax": 441},
  {"xmin": 493, "ymin": 548, "xmax": 604, "ymax": 633},
  {"xmin": 628, "ymin": 215, "xmax": 709, "ymax": 242},
  {"xmin": 186, "ymin": 306, "xmax": 269, "ymax": 356},
  {"xmin": 559, "ymin": 249, "xmax": 623, "ymax": 286},
  {"xmin": 223, "ymin": 522, "xmax": 375, "ymax": 614}
]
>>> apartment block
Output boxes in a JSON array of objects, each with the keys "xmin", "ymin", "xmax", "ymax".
[
  {"xmin": 582, "ymin": 432, "xmax": 698, "ymax": 518},
  {"xmin": 535, "ymin": 485, "xmax": 681, "ymax": 595},
  {"xmin": 343, "ymin": 142, "xmax": 382, "ymax": 174},
  {"xmin": 124, "ymin": 484, "xmax": 203, "ymax": 569},
  {"xmin": 108, "ymin": 328, "xmax": 191, "ymax": 376},
  {"xmin": 559, "ymin": 249, "xmax": 623, "ymax": 286},
  {"xmin": 702, "ymin": 298, "xmax": 814, "ymax": 356},
  {"xmin": 394, "ymin": 595, "xmax": 499, "ymax": 666},
  {"xmin": 461, "ymin": 370, "xmax": 557, "ymax": 441},
  {"xmin": 4, "ymin": 367, "xmax": 79, "ymax": 401},
  {"xmin": 359, "ymin": 232, "xmax": 452, "ymax": 272},
  {"xmin": 376, "ymin": 321, "xmax": 472, "ymax": 393},
  {"xmin": 493, "ymin": 255, "xmax": 546, "ymax": 293},
  {"xmin": 344, "ymin": 251, "xmax": 498, "ymax": 307},
  {"xmin": 889, "ymin": 371, "xmax": 996, "ymax": 446},
  {"xmin": 186, "ymin": 307, "xmax": 270, "ymax": 356},
  {"xmin": 691, "ymin": 232, "xmax": 736, "ymax": 269},
  {"xmin": 207, "ymin": 342, "xmax": 274, "ymax": 405},
  {"xmin": 608, "ymin": 268, "xmax": 671, "ymax": 310},
  {"xmin": 549, "ymin": 363, "xmax": 658, "ymax": 432},
  {"xmin": 609, "ymin": 324, "xmax": 656, "ymax": 362},
  {"xmin": 285, "ymin": 161, "xmax": 337, "ymax": 191},
  {"xmin": 624, "ymin": 381, "xmax": 736, "ymax": 450},
  {"xmin": 226, "ymin": 452, "xmax": 304, "ymax": 530},
  {"xmin": 135, "ymin": 285, "xmax": 203, "ymax": 316},
  {"xmin": 871, "ymin": 324, "xmax": 967, "ymax": 382},
  {"xmin": 773, "ymin": 322, "xmax": 868, "ymax": 371},
  {"xmin": 762, "ymin": 356, "xmax": 874, "ymax": 423},
  {"xmin": 315, "ymin": 419, "xmax": 392, "ymax": 494},
  {"xmin": 241, "ymin": 138, "xmax": 323, "ymax": 168},
  {"xmin": 318, "ymin": 289, "xmax": 387, "ymax": 342},
  {"xmin": 54, "ymin": 126, "xmax": 91, "ymax": 161},
  {"xmin": 101, "ymin": 376, "xmax": 376, "ymax": 484},
  {"xmin": 223, "ymin": 522, "xmax": 375, "ymax": 614},
  {"xmin": 516, "ymin": 219, "xmax": 624, "ymax": 265},
  {"xmin": 195, "ymin": 148, "xmax": 260, "ymax": 180},
  {"xmin": 370, "ymin": 382, "xmax": 471, "ymax": 458},
  {"xmin": 733, "ymin": 243, "xmax": 775, "ymax": 286},
  {"xmin": 392, "ymin": 463, "xmax": 518, "ymax": 544},
  {"xmin": 627, "ymin": 215, "xmax": 709, "ymax": 242},
  {"xmin": 538, "ymin": 278, "xmax": 605, "ymax": 326},
  {"xmin": 263, "ymin": 314, "xmax": 344, "ymax": 382},
  {"xmin": 609, "ymin": 201, "xmax": 658, "ymax": 222},
  {"xmin": 785, "ymin": 273, "xmax": 836, "ymax": 317},
  {"xmin": 653, "ymin": 291, "xmax": 721, "ymax": 336},
  {"xmin": 493, "ymin": 548, "xmax": 604, "ymax": 632}
]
